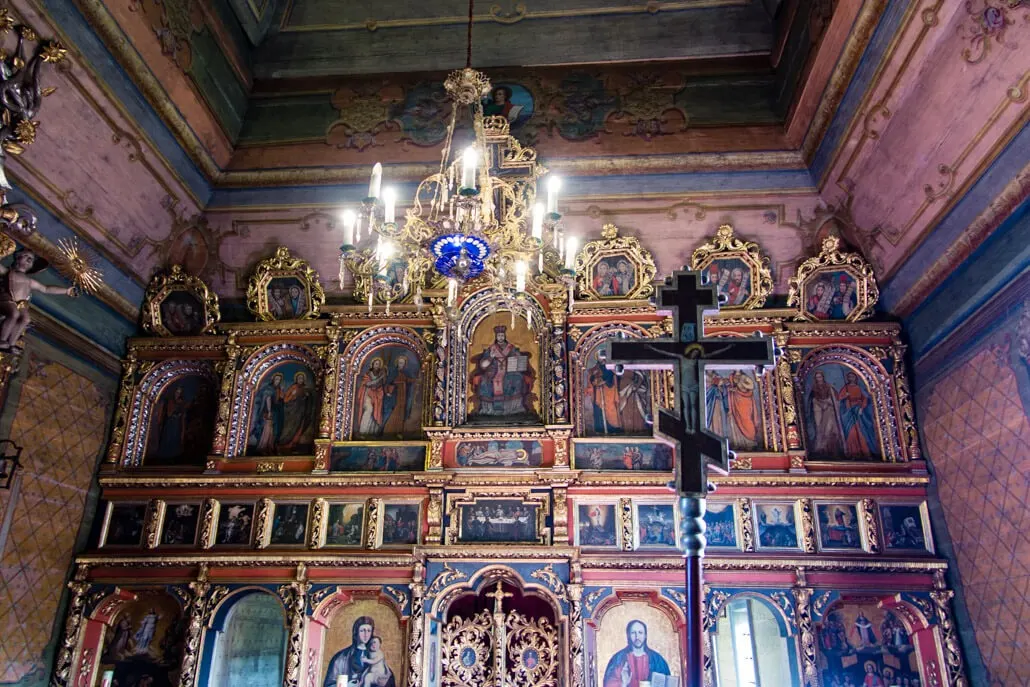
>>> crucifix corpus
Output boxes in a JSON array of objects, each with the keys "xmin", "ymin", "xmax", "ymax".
[{"xmin": 603, "ymin": 269, "xmax": 776, "ymax": 687}]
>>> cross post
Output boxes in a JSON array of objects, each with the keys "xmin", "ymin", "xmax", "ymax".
[{"xmin": 602, "ymin": 269, "xmax": 776, "ymax": 687}]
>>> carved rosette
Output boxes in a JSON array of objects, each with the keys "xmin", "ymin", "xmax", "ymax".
[
  {"xmin": 105, "ymin": 353, "xmax": 138, "ymax": 463},
  {"xmin": 552, "ymin": 488, "xmax": 569, "ymax": 544},
  {"xmin": 618, "ymin": 497, "xmax": 633, "ymax": 551},
  {"xmin": 859, "ymin": 499, "xmax": 882, "ymax": 554},
  {"xmin": 407, "ymin": 566, "xmax": 426, "ymax": 687},
  {"xmin": 737, "ymin": 498, "xmax": 756, "ymax": 552},
  {"xmin": 689, "ymin": 224, "xmax": 774, "ymax": 309},
  {"xmin": 198, "ymin": 499, "xmax": 218, "ymax": 550},
  {"xmin": 319, "ymin": 327, "xmax": 340, "ymax": 439},
  {"xmin": 799, "ymin": 499, "xmax": 816, "ymax": 553},
  {"xmin": 787, "ymin": 235, "xmax": 880, "ymax": 322},
  {"xmin": 278, "ymin": 570, "xmax": 311, "ymax": 687},
  {"xmin": 50, "ymin": 566, "xmax": 90, "ymax": 687},
  {"xmin": 931, "ymin": 572, "xmax": 969, "ymax": 687},
  {"xmin": 210, "ymin": 336, "xmax": 240, "ymax": 456},
  {"xmin": 792, "ymin": 586, "xmax": 819, "ymax": 687}
]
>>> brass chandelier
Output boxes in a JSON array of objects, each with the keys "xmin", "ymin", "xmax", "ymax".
[{"xmin": 338, "ymin": 3, "xmax": 575, "ymax": 322}]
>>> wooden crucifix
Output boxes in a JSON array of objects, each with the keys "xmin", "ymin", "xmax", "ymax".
[{"xmin": 603, "ymin": 269, "xmax": 776, "ymax": 687}]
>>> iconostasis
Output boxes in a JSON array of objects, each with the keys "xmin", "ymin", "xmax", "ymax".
[{"xmin": 58, "ymin": 224, "xmax": 966, "ymax": 687}]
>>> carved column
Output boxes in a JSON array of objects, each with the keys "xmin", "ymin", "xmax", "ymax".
[
  {"xmin": 618, "ymin": 497, "xmax": 633, "ymax": 551},
  {"xmin": 366, "ymin": 498, "xmax": 382, "ymax": 549},
  {"xmin": 430, "ymin": 301, "xmax": 449, "ymax": 425},
  {"xmin": 50, "ymin": 565, "xmax": 91, "ymax": 687},
  {"xmin": 548, "ymin": 289, "xmax": 570, "ymax": 424},
  {"xmin": 309, "ymin": 498, "xmax": 327, "ymax": 549},
  {"xmin": 552, "ymin": 486, "xmax": 569, "ymax": 544},
  {"xmin": 318, "ymin": 325, "xmax": 340, "ymax": 440},
  {"xmin": 279, "ymin": 566, "xmax": 311, "ymax": 687},
  {"xmin": 547, "ymin": 427, "xmax": 572, "ymax": 468},
  {"xmin": 407, "ymin": 563, "xmax": 426, "ymax": 687},
  {"xmin": 175, "ymin": 565, "xmax": 229, "ymax": 687},
  {"xmin": 198, "ymin": 499, "xmax": 219, "ymax": 550},
  {"xmin": 210, "ymin": 334, "xmax": 240, "ymax": 458},
  {"xmin": 105, "ymin": 352, "xmax": 138, "ymax": 464},
  {"xmin": 567, "ymin": 562, "xmax": 585, "ymax": 687},
  {"xmin": 890, "ymin": 343, "xmax": 921, "ymax": 461},
  {"xmin": 798, "ymin": 499, "xmax": 816, "ymax": 553},
  {"xmin": 255, "ymin": 498, "xmax": 273, "ymax": 549},
  {"xmin": 737, "ymin": 498, "xmax": 756, "ymax": 552},
  {"xmin": 144, "ymin": 499, "xmax": 165, "ymax": 549},
  {"xmin": 792, "ymin": 570, "xmax": 819, "ymax": 687},
  {"xmin": 773, "ymin": 331, "xmax": 802, "ymax": 450},
  {"xmin": 427, "ymin": 489, "xmax": 444, "ymax": 543},
  {"xmin": 859, "ymin": 498, "xmax": 881, "ymax": 553},
  {"xmin": 930, "ymin": 571, "xmax": 969, "ymax": 687}
]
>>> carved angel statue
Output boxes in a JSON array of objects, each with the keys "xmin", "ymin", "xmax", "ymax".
[{"xmin": 0, "ymin": 248, "xmax": 75, "ymax": 350}]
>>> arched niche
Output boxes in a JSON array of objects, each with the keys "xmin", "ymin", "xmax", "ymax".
[
  {"xmin": 796, "ymin": 345, "xmax": 903, "ymax": 462},
  {"xmin": 198, "ymin": 588, "xmax": 288, "ymax": 687},
  {"xmin": 430, "ymin": 565, "xmax": 567, "ymax": 687},
  {"xmin": 586, "ymin": 590, "xmax": 685, "ymax": 687},
  {"xmin": 337, "ymin": 326, "xmax": 432, "ymax": 441},
  {"xmin": 122, "ymin": 360, "xmax": 218, "ymax": 467},
  {"xmin": 815, "ymin": 595, "xmax": 941, "ymax": 687},
  {"xmin": 708, "ymin": 592, "xmax": 800, "ymax": 687},
  {"xmin": 227, "ymin": 343, "xmax": 323, "ymax": 458},
  {"xmin": 571, "ymin": 322, "xmax": 657, "ymax": 438},
  {"xmin": 307, "ymin": 588, "xmax": 408, "ymax": 687},
  {"xmin": 448, "ymin": 289, "xmax": 554, "ymax": 426}
]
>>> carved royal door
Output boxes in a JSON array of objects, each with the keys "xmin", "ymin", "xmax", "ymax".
[{"xmin": 440, "ymin": 582, "xmax": 559, "ymax": 687}]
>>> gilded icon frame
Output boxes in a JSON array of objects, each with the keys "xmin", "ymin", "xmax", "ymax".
[
  {"xmin": 690, "ymin": 224, "xmax": 773, "ymax": 309},
  {"xmin": 373, "ymin": 498, "xmax": 424, "ymax": 549},
  {"xmin": 787, "ymin": 236, "xmax": 879, "ymax": 322},
  {"xmin": 141, "ymin": 264, "xmax": 220, "ymax": 336},
  {"xmin": 572, "ymin": 499, "xmax": 622, "ymax": 549},
  {"xmin": 812, "ymin": 500, "xmax": 866, "ymax": 553},
  {"xmin": 158, "ymin": 501, "xmax": 204, "ymax": 548},
  {"xmin": 752, "ymin": 500, "xmax": 803, "ymax": 552},
  {"xmin": 573, "ymin": 224, "xmax": 657, "ymax": 301},
  {"xmin": 246, "ymin": 246, "xmax": 326, "ymax": 321},
  {"xmin": 265, "ymin": 500, "xmax": 313, "ymax": 549},
  {"xmin": 317, "ymin": 499, "xmax": 368, "ymax": 549},
  {"xmin": 446, "ymin": 491, "xmax": 550, "ymax": 545},
  {"xmin": 632, "ymin": 500, "xmax": 681, "ymax": 550},
  {"xmin": 99, "ymin": 501, "xmax": 148, "ymax": 549},
  {"xmin": 703, "ymin": 500, "xmax": 741, "ymax": 551},
  {"xmin": 877, "ymin": 501, "xmax": 935, "ymax": 555}
]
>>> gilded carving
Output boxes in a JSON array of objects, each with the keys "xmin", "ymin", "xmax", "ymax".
[
  {"xmin": 792, "ymin": 586, "xmax": 819, "ymax": 687},
  {"xmin": 105, "ymin": 353, "xmax": 138, "ymax": 464},
  {"xmin": 198, "ymin": 498, "xmax": 217, "ymax": 550},
  {"xmin": 210, "ymin": 335, "xmax": 239, "ymax": 456},
  {"xmin": 141, "ymin": 265, "xmax": 220, "ymax": 336},
  {"xmin": 427, "ymin": 490, "xmax": 444, "ymax": 543},
  {"xmin": 256, "ymin": 460, "xmax": 284, "ymax": 473},
  {"xmin": 568, "ymin": 579, "xmax": 585, "ymax": 687},
  {"xmin": 51, "ymin": 566, "xmax": 90, "ymax": 687},
  {"xmin": 799, "ymin": 499, "xmax": 816, "ymax": 553},
  {"xmin": 737, "ymin": 498, "xmax": 756, "ymax": 552},
  {"xmin": 891, "ymin": 343, "xmax": 921, "ymax": 460},
  {"xmin": 859, "ymin": 498, "xmax": 882, "ymax": 554},
  {"xmin": 552, "ymin": 488, "xmax": 569, "ymax": 544},
  {"xmin": 309, "ymin": 498, "xmax": 327, "ymax": 550},
  {"xmin": 573, "ymin": 224, "xmax": 657, "ymax": 301},
  {"xmin": 319, "ymin": 326, "xmax": 340, "ymax": 438},
  {"xmin": 144, "ymin": 500, "xmax": 165, "ymax": 549},
  {"xmin": 690, "ymin": 224, "xmax": 773, "ymax": 309},
  {"xmin": 529, "ymin": 563, "xmax": 567, "ymax": 597},
  {"xmin": 931, "ymin": 572, "xmax": 969, "ymax": 687},
  {"xmin": 407, "ymin": 563, "xmax": 426, "ymax": 687},
  {"xmin": 175, "ymin": 566, "xmax": 229, "ymax": 687},
  {"xmin": 427, "ymin": 562, "xmax": 469, "ymax": 597},
  {"xmin": 277, "ymin": 567, "xmax": 311, "ymax": 687},
  {"xmin": 774, "ymin": 331, "xmax": 802, "ymax": 449},
  {"xmin": 787, "ymin": 236, "xmax": 879, "ymax": 322},
  {"xmin": 366, "ymin": 497, "xmax": 382, "ymax": 549},
  {"xmin": 246, "ymin": 246, "xmax": 326, "ymax": 321},
  {"xmin": 619, "ymin": 497, "xmax": 633, "ymax": 551},
  {"xmin": 255, "ymin": 498, "xmax": 272, "ymax": 550}
]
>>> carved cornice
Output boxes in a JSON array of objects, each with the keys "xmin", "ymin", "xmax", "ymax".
[{"xmin": 75, "ymin": 553, "xmax": 415, "ymax": 568}]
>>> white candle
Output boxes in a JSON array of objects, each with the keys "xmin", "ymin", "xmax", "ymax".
[
  {"xmin": 383, "ymin": 187, "xmax": 396, "ymax": 224},
  {"xmin": 564, "ymin": 236, "xmax": 578, "ymax": 270},
  {"xmin": 515, "ymin": 260, "xmax": 527, "ymax": 293},
  {"xmin": 342, "ymin": 209, "xmax": 357, "ymax": 245},
  {"xmin": 531, "ymin": 202, "xmax": 544, "ymax": 240},
  {"xmin": 447, "ymin": 278, "xmax": 458, "ymax": 307},
  {"xmin": 368, "ymin": 163, "xmax": 382, "ymax": 199},
  {"xmin": 377, "ymin": 239, "xmax": 395, "ymax": 272},
  {"xmin": 546, "ymin": 176, "xmax": 561, "ymax": 214},
  {"xmin": 461, "ymin": 146, "xmax": 478, "ymax": 189}
]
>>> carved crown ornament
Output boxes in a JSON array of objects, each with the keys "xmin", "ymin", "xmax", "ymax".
[
  {"xmin": 572, "ymin": 223, "xmax": 657, "ymax": 301},
  {"xmin": 689, "ymin": 223, "xmax": 773, "ymax": 309},
  {"xmin": 246, "ymin": 247, "xmax": 326, "ymax": 322},
  {"xmin": 141, "ymin": 265, "xmax": 220, "ymax": 336},
  {"xmin": 787, "ymin": 235, "xmax": 880, "ymax": 322}
]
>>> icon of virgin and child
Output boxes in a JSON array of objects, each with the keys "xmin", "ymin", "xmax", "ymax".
[
  {"xmin": 324, "ymin": 616, "xmax": 396, "ymax": 687},
  {"xmin": 469, "ymin": 324, "xmax": 537, "ymax": 422}
]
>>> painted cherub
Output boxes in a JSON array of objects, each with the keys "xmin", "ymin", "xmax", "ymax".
[
  {"xmin": 361, "ymin": 636, "xmax": 388, "ymax": 687},
  {"xmin": 0, "ymin": 249, "xmax": 75, "ymax": 350}
]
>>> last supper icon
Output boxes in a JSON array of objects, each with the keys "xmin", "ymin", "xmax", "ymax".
[{"xmin": 468, "ymin": 316, "xmax": 539, "ymax": 425}]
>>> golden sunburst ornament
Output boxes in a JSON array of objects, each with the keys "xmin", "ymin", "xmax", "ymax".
[{"xmin": 57, "ymin": 237, "xmax": 103, "ymax": 295}]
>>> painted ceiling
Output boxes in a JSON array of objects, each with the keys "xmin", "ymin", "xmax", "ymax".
[{"xmin": 3, "ymin": 0, "xmax": 1028, "ymax": 360}]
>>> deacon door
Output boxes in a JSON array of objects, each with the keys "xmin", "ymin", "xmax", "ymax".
[{"xmin": 440, "ymin": 581, "xmax": 560, "ymax": 687}]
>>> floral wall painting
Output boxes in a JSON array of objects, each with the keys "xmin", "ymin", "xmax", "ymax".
[
  {"xmin": 160, "ymin": 503, "xmax": 200, "ymax": 547},
  {"xmin": 246, "ymin": 361, "xmax": 319, "ymax": 457},
  {"xmin": 703, "ymin": 502, "xmax": 738, "ymax": 549},
  {"xmin": 705, "ymin": 368, "xmax": 766, "ymax": 451},
  {"xmin": 802, "ymin": 363, "xmax": 882, "ymax": 461},
  {"xmin": 216, "ymin": 503, "xmax": 255, "ymax": 546},
  {"xmin": 576, "ymin": 502, "xmax": 619, "ymax": 547},
  {"xmin": 816, "ymin": 503, "xmax": 862, "ymax": 551},
  {"xmin": 98, "ymin": 593, "xmax": 185, "ymax": 687},
  {"xmin": 353, "ymin": 344, "xmax": 423, "ymax": 440},
  {"xmin": 482, "ymin": 83, "xmax": 534, "ymax": 126},
  {"xmin": 467, "ymin": 314, "xmax": 540, "ymax": 425},
  {"xmin": 321, "ymin": 601, "xmax": 403, "ymax": 687},
  {"xmin": 880, "ymin": 504, "xmax": 931, "ymax": 553},
  {"xmin": 269, "ymin": 503, "xmax": 309, "ymax": 546},
  {"xmin": 594, "ymin": 600, "xmax": 682, "ymax": 687},
  {"xmin": 324, "ymin": 503, "xmax": 365, "ymax": 547},
  {"xmin": 755, "ymin": 502, "xmax": 799, "ymax": 550},
  {"xmin": 573, "ymin": 441, "xmax": 673, "ymax": 471},
  {"xmin": 144, "ymin": 374, "xmax": 217, "ymax": 466},
  {"xmin": 330, "ymin": 444, "xmax": 427, "ymax": 472},
  {"xmin": 817, "ymin": 603, "xmax": 921, "ymax": 687},
  {"xmin": 102, "ymin": 503, "xmax": 147, "ymax": 547}
]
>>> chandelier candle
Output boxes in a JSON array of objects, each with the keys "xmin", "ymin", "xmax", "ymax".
[
  {"xmin": 383, "ymin": 188, "xmax": 397, "ymax": 225},
  {"xmin": 368, "ymin": 163, "xmax": 382, "ymax": 200},
  {"xmin": 546, "ymin": 176, "xmax": 561, "ymax": 217},
  {"xmin": 461, "ymin": 146, "xmax": 478, "ymax": 192}
]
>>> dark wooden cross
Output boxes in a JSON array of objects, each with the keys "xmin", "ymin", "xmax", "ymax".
[{"xmin": 603, "ymin": 269, "xmax": 776, "ymax": 687}]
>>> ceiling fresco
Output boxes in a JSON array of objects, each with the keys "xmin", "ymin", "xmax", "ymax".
[{"xmin": 0, "ymin": 0, "xmax": 1026, "ymax": 360}]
